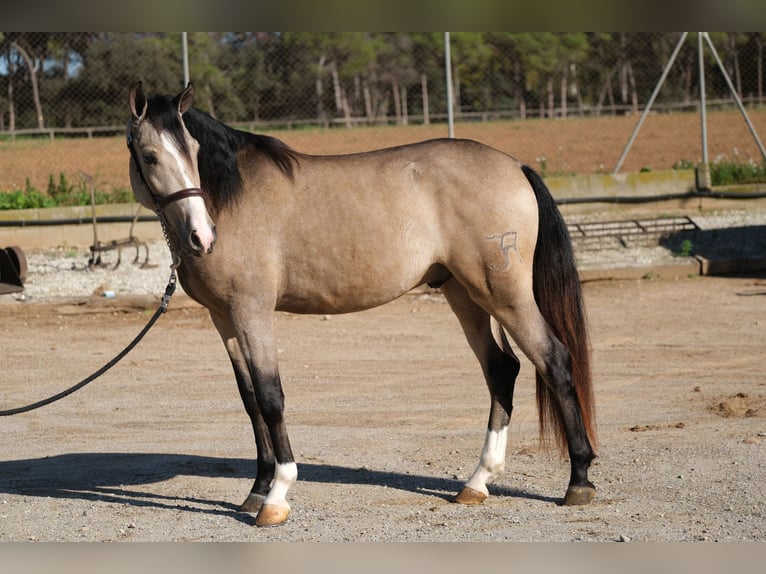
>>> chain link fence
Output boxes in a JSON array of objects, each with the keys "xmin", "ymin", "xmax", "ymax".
[{"xmin": 1, "ymin": 32, "xmax": 765, "ymax": 200}]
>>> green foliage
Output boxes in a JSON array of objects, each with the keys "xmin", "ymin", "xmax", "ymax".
[
  {"xmin": 673, "ymin": 158, "xmax": 766, "ymax": 185},
  {"xmin": 0, "ymin": 174, "xmax": 134, "ymax": 210},
  {"xmin": 675, "ymin": 239, "xmax": 694, "ymax": 258},
  {"xmin": 0, "ymin": 178, "xmax": 55, "ymax": 209},
  {"xmin": 4, "ymin": 32, "xmax": 766, "ymax": 129},
  {"xmin": 709, "ymin": 159, "xmax": 766, "ymax": 186}
]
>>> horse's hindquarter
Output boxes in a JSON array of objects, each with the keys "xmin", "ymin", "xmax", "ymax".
[{"xmin": 220, "ymin": 139, "xmax": 537, "ymax": 315}]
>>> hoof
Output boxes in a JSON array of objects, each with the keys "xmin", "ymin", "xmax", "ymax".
[
  {"xmin": 255, "ymin": 504, "xmax": 290, "ymax": 527},
  {"xmin": 453, "ymin": 486, "xmax": 488, "ymax": 505},
  {"xmin": 238, "ymin": 493, "xmax": 265, "ymax": 513},
  {"xmin": 563, "ymin": 484, "xmax": 596, "ymax": 506}
]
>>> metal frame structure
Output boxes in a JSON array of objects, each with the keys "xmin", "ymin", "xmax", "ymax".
[{"xmin": 613, "ymin": 32, "xmax": 766, "ymax": 183}]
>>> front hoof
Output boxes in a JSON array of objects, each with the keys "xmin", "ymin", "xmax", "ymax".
[
  {"xmin": 255, "ymin": 504, "xmax": 290, "ymax": 527},
  {"xmin": 238, "ymin": 493, "xmax": 265, "ymax": 513},
  {"xmin": 453, "ymin": 486, "xmax": 488, "ymax": 505},
  {"xmin": 563, "ymin": 484, "xmax": 596, "ymax": 506}
]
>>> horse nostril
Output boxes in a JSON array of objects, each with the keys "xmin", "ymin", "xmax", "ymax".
[{"xmin": 190, "ymin": 229, "xmax": 204, "ymax": 252}]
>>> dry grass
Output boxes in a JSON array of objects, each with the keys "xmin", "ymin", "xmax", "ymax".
[{"xmin": 1, "ymin": 109, "xmax": 764, "ymax": 195}]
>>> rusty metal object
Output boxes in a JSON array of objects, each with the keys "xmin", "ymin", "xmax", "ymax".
[
  {"xmin": 81, "ymin": 171, "xmax": 154, "ymax": 270},
  {"xmin": 0, "ymin": 245, "xmax": 26, "ymax": 294}
]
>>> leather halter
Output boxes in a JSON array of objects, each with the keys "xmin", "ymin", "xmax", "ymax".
[
  {"xmin": 127, "ymin": 129, "xmax": 206, "ymax": 212},
  {"xmin": 153, "ymin": 186, "xmax": 206, "ymax": 209}
]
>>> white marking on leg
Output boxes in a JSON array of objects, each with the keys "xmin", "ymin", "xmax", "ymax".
[
  {"xmin": 465, "ymin": 426, "xmax": 508, "ymax": 496},
  {"xmin": 263, "ymin": 462, "xmax": 298, "ymax": 509}
]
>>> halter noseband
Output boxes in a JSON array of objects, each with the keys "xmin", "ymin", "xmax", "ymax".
[
  {"xmin": 152, "ymin": 186, "xmax": 206, "ymax": 209},
  {"xmin": 127, "ymin": 129, "xmax": 206, "ymax": 212}
]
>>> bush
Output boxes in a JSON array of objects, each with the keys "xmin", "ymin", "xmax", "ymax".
[
  {"xmin": 710, "ymin": 159, "xmax": 766, "ymax": 186},
  {"xmin": 0, "ymin": 179, "xmax": 56, "ymax": 209},
  {"xmin": 0, "ymin": 174, "xmax": 134, "ymax": 210}
]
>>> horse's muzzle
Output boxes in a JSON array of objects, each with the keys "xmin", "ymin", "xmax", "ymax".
[{"xmin": 190, "ymin": 225, "xmax": 217, "ymax": 255}]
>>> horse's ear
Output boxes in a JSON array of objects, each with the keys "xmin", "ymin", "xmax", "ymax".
[
  {"xmin": 177, "ymin": 82, "xmax": 195, "ymax": 115},
  {"xmin": 129, "ymin": 81, "xmax": 147, "ymax": 121}
]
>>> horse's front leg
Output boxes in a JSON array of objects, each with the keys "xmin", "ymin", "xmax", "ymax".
[
  {"xmin": 232, "ymin": 309, "xmax": 297, "ymax": 527},
  {"xmin": 228, "ymin": 355, "xmax": 276, "ymax": 513},
  {"xmin": 211, "ymin": 311, "xmax": 295, "ymax": 526}
]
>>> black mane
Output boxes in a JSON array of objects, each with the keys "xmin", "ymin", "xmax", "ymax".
[{"xmin": 145, "ymin": 94, "xmax": 299, "ymax": 211}]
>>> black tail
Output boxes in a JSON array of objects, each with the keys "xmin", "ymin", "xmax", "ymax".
[{"xmin": 522, "ymin": 164, "xmax": 597, "ymax": 453}]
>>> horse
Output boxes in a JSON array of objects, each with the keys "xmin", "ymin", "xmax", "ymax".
[{"xmin": 127, "ymin": 82, "xmax": 597, "ymax": 527}]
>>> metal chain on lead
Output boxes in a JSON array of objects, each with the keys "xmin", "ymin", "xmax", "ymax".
[{"xmin": 158, "ymin": 210, "xmax": 182, "ymax": 270}]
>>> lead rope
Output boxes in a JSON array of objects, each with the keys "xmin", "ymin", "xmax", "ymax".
[
  {"xmin": 0, "ymin": 251, "xmax": 179, "ymax": 417},
  {"xmin": 0, "ymin": 129, "xmax": 184, "ymax": 415}
]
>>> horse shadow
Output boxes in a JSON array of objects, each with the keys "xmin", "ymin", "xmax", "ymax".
[{"xmin": 0, "ymin": 452, "xmax": 558, "ymax": 524}]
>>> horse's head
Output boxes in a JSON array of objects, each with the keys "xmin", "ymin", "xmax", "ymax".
[{"xmin": 127, "ymin": 82, "xmax": 216, "ymax": 257}]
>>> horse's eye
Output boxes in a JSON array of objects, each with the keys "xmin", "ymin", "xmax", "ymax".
[{"xmin": 143, "ymin": 153, "xmax": 157, "ymax": 165}]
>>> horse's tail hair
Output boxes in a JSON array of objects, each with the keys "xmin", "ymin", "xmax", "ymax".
[{"xmin": 522, "ymin": 164, "xmax": 597, "ymax": 454}]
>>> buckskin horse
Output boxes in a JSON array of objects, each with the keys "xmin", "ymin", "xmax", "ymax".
[{"xmin": 127, "ymin": 82, "xmax": 597, "ymax": 527}]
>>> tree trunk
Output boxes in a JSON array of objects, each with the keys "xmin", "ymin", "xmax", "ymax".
[
  {"xmin": 6, "ymin": 45, "xmax": 16, "ymax": 134},
  {"xmin": 363, "ymin": 80, "xmax": 373, "ymax": 124},
  {"xmin": 757, "ymin": 36, "xmax": 764, "ymax": 104},
  {"xmin": 513, "ymin": 61, "xmax": 526, "ymax": 119},
  {"xmin": 392, "ymin": 78, "xmax": 401, "ymax": 124},
  {"xmin": 570, "ymin": 62, "xmax": 584, "ymax": 115},
  {"xmin": 421, "ymin": 74, "xmax": 430, "ymax": 125},
  {"xmin": 547, "ymin": 77, "xmax": 554, "ymax": 117},
  {"xmin": 453, "ymin": 65, "xmax": 460, "ymax": 119},
  {"xmin": 331, "ymin": 62, "xmax": 342, "ymax": 112},
  {"xmin": 12, "ymin": 41, "xmax": 44, "ymax": 130},
  {"xmin": 729, "ymin": 34, "xmax": 742, "ymax": 98},
  {"xmin": 315, "ymin": 55, "xmax": 327, "ymax": 127},
  {"xmin": 560, "ymin": 64, "xmax": 568, "ymax": 118},
  {"xmin": 400, "ymin": 85, "xmax": 408, "ymax": 126},
  {"xmin": 627, "ymin": 62, "xmax": 638, "ymax": 113},
  {"xmin": 340, "ymin": 87, "xmax": 352, "ymax": 128},
  {"xmin": 682, "ymin": 49, "xmax": 694, "ymax": 105}
]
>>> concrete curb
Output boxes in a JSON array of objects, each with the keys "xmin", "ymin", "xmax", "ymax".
[{"xmin": 579, "ymin": 255, "xmax": 766, "ymax": 282}]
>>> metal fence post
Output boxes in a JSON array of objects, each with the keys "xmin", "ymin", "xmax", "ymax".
[{"xmin": 444, "ymin": 32, "xmax": 454, "ymax": 139}]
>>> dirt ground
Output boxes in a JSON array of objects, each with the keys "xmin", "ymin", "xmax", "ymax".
[{"xmin": 0, "ymin": 270, "xmax": 764, "ymax": 542}]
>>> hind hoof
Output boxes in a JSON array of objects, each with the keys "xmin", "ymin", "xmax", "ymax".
[
  {"xmin": 238, "ymin": 493, "xmax": 265, "ymax": 513},
  {"xmin": 453, "ymin": 486, "xmax": 487, "ymax": 505},
  {"xmin": 563, "ymin": 484, "xmax": 596, "ymax": 506},
  {"xmin": 255, "ymin": 504, "xmax": 290, "ymax": 527}
]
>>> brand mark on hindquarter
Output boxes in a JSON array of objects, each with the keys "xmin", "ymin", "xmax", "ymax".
[{"xmin": 485, "ymin": 231, "xmax": 519, "ymax": 271}]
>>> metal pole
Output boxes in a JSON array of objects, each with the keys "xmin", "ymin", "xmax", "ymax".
[
  {"xmin": 698, "ymin": 33, "xmax": 709, "ymax": 165},
  {"xmin": 613, "ymin": 32, "xmax": 688, "ymax": 174},
  {"xmin": 698, "ymin": 32, "xmax": 711, "ymax": 189},
  {"xmin": 182, "ymin": 32, "xmax": 190, "ymax": 87},
  {"xmin": 444, "ymin": 32, "xmax": 455, "ymax": 138},
  {"xmin": 703, "ymin": 32, "xmax": 766, "ymax": 160}
]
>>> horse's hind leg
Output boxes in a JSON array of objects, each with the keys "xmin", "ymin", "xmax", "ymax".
[
  {"xmin": 210, "ymin": 312, "xmax": 278, "ymax": 515},
  {"xmin": 486, "ymin": 296, "xmax": 596, "ymax": 505},
  {"xmin": 441, "ymin": 281, "xmax": 521, "ymax": 505}
]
